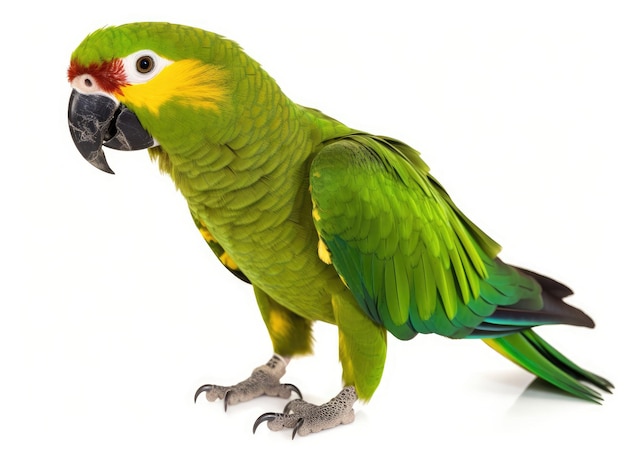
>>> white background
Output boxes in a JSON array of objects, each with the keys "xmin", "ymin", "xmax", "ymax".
[{"xmin": 4, "ymin": 1, "xmax": 624, "ymax": 452}]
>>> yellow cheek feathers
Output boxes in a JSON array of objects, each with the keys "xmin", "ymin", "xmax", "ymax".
[{"xmin": 117, "ymin": 59, "xmax": 229, "ymax": 115}]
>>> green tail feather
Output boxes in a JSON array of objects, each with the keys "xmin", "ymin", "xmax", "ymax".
[{"xmin": 483, "ymin": 330, "xmax": 613, "ymax": 403}]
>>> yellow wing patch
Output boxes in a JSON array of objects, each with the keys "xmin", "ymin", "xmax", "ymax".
[
  {"xmin": 197, "ymin": 224, "xmax": 215, "ymax": 243},
  {"xmin": 197, "ymin": 219, "xmax": 240, "ymax": 272},
  {"xmin": 218, "ymin": 252, "xmax": 239, "ymax": 270},
  {"xmin": 118, "ymin": 59, "xmax": 230, "ymax": 114},
  {"xmin": 317, "ymin": 238, "xmax": 332, "ymax": 265},
  {"xmin": 312, "ymin": 197, "xmax": 333, "ymax": 265}
]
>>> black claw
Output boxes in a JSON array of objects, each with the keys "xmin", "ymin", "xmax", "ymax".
[
  {"xmin": 223, "ymin": 389, "xmax": 231, "ymax": 412},
  {"xmin": 292, "ymin": 418, "xmax": 304, "ymax": 440},
  {"xmin": 193, "ymin": 384, "xmax": 214, "ymax": 403},
  {"xmin": 285, "ymin": 383, "xmax": 303, "ymax": 400},
  {"xmin": 283, "ymin": 400, "xmax": 294, "ymax": 413},
  {"xmin": 253, "ymin": 412, "xmax": 280, "ymax": 434}
]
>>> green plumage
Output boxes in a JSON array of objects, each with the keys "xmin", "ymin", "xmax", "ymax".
[{"xmin": 69, "ymin": 23, "xmax": 612, "ymax": 405}]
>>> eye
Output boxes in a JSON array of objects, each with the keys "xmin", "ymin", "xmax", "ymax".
[
  {"xmin": 136, "ymin": 55, "xmax": 155, "ymax": 73},
  {"xmin": 122, "ymin": 50, "xmax": 172, "ymax": 83}
]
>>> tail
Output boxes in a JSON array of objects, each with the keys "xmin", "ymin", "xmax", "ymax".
[
  {"xmin": 473, "ymin": 265, "xmax": 613, "ymax": 402},
  {"xmin": 483, "ymin": 330, "xmax": 613, "ymax": 402}
]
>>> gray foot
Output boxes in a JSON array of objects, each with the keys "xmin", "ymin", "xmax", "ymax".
[
  {"xmin": 253, "ymin": 386, "xmax": 357, "ymax": 438},
  {"xmin": 194, "ymin": 355, "xmax": 302, "ymax": 411}
]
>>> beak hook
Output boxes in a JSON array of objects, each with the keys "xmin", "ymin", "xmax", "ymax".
[{"xmin": 68, "ymin": 89, "xmax": 155, "ymax": 174}]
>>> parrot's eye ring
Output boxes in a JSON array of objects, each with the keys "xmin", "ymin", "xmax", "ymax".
[
  {"xmin": 136, "ymin": 56, "xmax": 155, "ymax": 74},
  {"xmin": 122, "ymin": 50, "xmax": 172, "ymax": 83}
]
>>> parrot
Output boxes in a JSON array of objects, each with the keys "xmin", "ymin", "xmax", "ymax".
[{"xmin": 67, "ymin": 22, "xmax": 612, "ymax": 437}]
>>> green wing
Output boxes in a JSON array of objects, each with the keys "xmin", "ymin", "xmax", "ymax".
[{"xmin": 310, "ymin": 134, "xmax": 548, "ymax": 340}]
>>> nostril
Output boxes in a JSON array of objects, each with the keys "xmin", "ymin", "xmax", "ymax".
[{"xmin": 70, "ymin": 73, "xmax": 109, "ymax": 95}]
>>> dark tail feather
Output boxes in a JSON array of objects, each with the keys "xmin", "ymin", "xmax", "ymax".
[
  {"xmin": 514, "ymin": 265, "xmax": 574, "ymax": 299},
  {"xmin": 475, "ymin": 267, "xmax": 595, "ymax": 334},
  {"xmin": 479, "ymin": 267, "xmax": 612, "ymax": 401}
]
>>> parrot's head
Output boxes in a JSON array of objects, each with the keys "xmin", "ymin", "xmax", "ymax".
[{"xmin": 68, "ymin": 23, "xmax": 246, "ymax": 174}]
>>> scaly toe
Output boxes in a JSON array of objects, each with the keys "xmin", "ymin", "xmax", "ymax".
[{"xmin": 253, "ymin": 387, "xmax": 357, "ymax": 438}]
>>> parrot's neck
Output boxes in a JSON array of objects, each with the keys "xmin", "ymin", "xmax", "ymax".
[
  {"xmin": 148, "ymin": 58, "xmax": 354, "ymax": 295},
  {"xmin": 151, "ymin": 89, "xmax": 348, "ymax": 247}
]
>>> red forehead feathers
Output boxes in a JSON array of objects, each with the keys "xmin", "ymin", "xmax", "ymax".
[{"xmin": 67, "ymin": 59, "xmax": 127, "ymax": 94}]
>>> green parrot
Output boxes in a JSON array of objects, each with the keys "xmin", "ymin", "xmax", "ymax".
[{"xmin": 67, "ymin": 22, "xmax": 612, "ymax": 437}]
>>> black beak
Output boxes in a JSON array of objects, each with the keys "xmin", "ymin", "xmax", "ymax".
[{"xmin": 68, "ymin": 89, "xmax": 155, "ymax": 174}]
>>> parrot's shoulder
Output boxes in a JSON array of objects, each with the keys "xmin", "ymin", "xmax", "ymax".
[
  {"xmin": 311, "ymin": 133, "xmax": 501, "ymax": 257},
  {"xmin": 298, "ymin": 105, "xmax": 359, "ymax": 144}
]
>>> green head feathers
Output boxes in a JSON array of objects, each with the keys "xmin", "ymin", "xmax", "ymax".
[{"xmin": 71, "ymin": 22, "xmax": 232, "ymax": 66}]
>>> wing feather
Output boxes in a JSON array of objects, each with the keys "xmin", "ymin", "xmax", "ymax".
[
  {"xmin": 310, "ymin": 134, "xmax": 531, "ymax": 339},
  {"xmin": 310, "ymin": 134, "xmax": 591, "ymax": 340}
]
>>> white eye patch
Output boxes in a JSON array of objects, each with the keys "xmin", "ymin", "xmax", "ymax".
[{"xmin": 121, "ymin": 50, "xmax": 173, "ymax": 84}]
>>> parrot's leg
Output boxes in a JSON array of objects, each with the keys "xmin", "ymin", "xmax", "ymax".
[
  {"xmin": 253, "ymin": 386, "xmax": 357, "ymax": 439},
  {"xmin": 253, "ymin": 291, "xmax": 386, "ymax": 438},
  {"xmin": 194, "ymin": 354, "xmax": 302, "ymax": 410}
]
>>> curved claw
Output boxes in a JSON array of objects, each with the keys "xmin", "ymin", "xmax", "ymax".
[
  {"xmin": 252, "ymin": 412, "xmax": 280, "ymax": 434},
  {"xmin": 285, "ymin": 383, "xmax": 303, "ymax": 400},
  {"xmin": 223, "ymin": 389, "xmax": 231, "ymax": 412},
  {"xmin": 292, "ymin": 418, "xmax": 304, "ymax": 440},
  {"xmin": 283, "ymin": 400, "xmax": 294, "ymax": 413},
  {"xmin": 193, "ymin": 384, "xmax": 215, "ymax": 403}
]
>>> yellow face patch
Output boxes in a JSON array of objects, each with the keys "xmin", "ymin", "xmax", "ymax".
[{"xmin": 117, "ymin": 59, "xmax": 230, "ymax": 115}]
